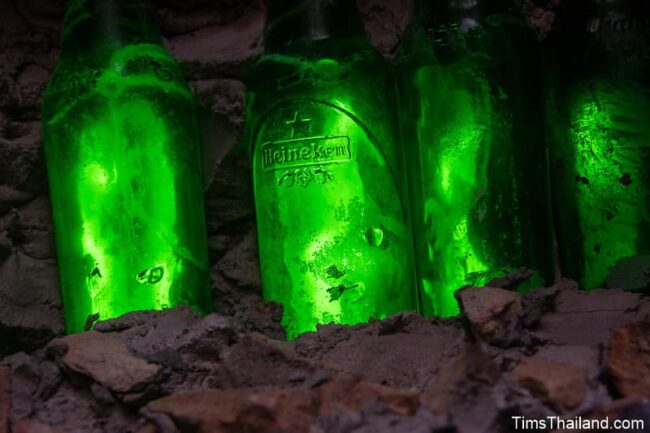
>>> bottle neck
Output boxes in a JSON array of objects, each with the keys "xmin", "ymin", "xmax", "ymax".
[
  {"xmin": 427, "ymin": 0, "xmax": 516, "ymax": 24},
  {"xmin": 62, "ymin": 0, "xmax": 160, "ymax": 53},
  {"xmin": 556, "ymin": 0, "xmax": 650, "ymax": 35},
  {"xmin": 265, "ymin": 0, "xmax": 367, "ymax": 53}
]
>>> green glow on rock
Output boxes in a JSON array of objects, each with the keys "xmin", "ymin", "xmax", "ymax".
[{"xmin": 43, "ymin": 26, "xmax": 211, "ymax": 332}]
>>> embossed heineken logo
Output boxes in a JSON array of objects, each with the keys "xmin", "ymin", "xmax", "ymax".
[
  {"xmin": 262, "ymin": 136, "xmax": 352, "ymax": 170},
  {"xmin": 261, "ymin": 111, "xmax": 352, "ymax": 171},
  {"xmin": 586, "ymin": 17, "xmax": 650, "ymax": 33}
]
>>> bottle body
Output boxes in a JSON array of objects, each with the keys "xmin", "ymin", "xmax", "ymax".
[
  {"xmin": 42, "ymin": 1, "xmax": 211, "ymax": 333},
  {"xmin": 403, "ymin": 1, "xmax": 554, "ymax": 316},
  {"xmin": 247, "ymin": 39, "xmax": 418, "ymax": 338},
  {"xmin": 547, "ymin": 1, "xmax": 650, "ymax": 290}
]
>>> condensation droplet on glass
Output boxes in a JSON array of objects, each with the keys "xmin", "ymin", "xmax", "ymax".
[
  {"xmin": 365, "ymin": 227, "xmax": 384, "ymax": 247},
  {"xmin": 136, "ymin": 264, "xmax": 165, "ymax": 284}
]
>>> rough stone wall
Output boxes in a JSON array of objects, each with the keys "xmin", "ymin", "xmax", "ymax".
[{"xmin": 0, "ymin": 0, "xmax": 412, "ymax": 354}]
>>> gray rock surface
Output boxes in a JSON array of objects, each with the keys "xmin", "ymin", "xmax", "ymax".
[{"xmin": 1, "ymin": 283, "xmax": 649, "ymax": 433}]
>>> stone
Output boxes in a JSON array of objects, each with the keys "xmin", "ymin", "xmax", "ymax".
[
  {"xmin": 16, "ymin": 64, "xmax": 50, "ymax": 113},
  {"xmin": 423, "ymin": 348, "xmax": 501, "ymax": 432},
  {"xmin": 146, "ymin": 374, "xmax": 419, "ymax": 433},
  {"xmin": 513, "ymin": 357, "xmax": 587, "ymax": 412},
  {"xmin": 216, "ymin": 332, "xmax": 336, "ymax": 389},
  {"xmin": 532, "ymin": 287, "xmax": 642, "ymax": 347},
  {"xmin": 176, "ymin": 313, "xmax": 237, "ymax": 367},
  {"xmin": 11, "ymin": 196, "xmax": 56, "ymax": 260},
  {"xmin": 294, "ymin": 314, "xmax": 466, "ymax": 390},
  {"xmin": 457, "ymin": 287, "xmax": 523, "ymax": 342},
  {"xmin": 155, "ymin": 0, "xmax": 257, "ymax": 36},
  {"xmin": 93, "ymin": 306, "xmax": 202, "ymax": 365},
  {"xmin": 606, "ymin": 322, "xmax": 650, "ymax": 399},
  {"xmin": 554, "ymin": 287, "xmax": 641, "ymax": 313},
  {"xmin": 3, "ymin": 352, "xmax": 41, "ymax": 421},
  {"xmin": 191, "ymin": 78, "xmax": 246, "ymax": 126},
  {"xmin": 532, "ymin": 345, "xmax": 600, "ymax": 380},
  {"xmin": 0, "ymin": 185, "xmax": 32, "ymax": 216},
  {"xmin": 0, "ymin": 251, "xmax": 62, "ymax": 356},
  {"xmin": 358, "ymin": 0, "xmax": 413, "ymax": 58},
  {"xmin": 486, "ymin": 268, "xmax": 534, "ymax": 291},
  {"xmin": 0, "ymin": 367, "xmax": 9, "ymax": 433},
  {"xmin": 12, "ymin": 420, "xmax": 55, "ymax": 433},
  {"xmin": 166, "ymin": 3, "xmax": 264, "ymax": 79},
  {"xmin": 214, "ymin": 228, "xmax": 261, "ymax": 292},
  {"xmin": 52, "ymin": 331, "xmax": 162, "ymax": 393},
  {"xmin": 521, "ymin": 0, "xmax": 557, "ymax": 39},
  {"xmin": 0, "ymin": 122, "xmax": 48, "ymax": 194}
]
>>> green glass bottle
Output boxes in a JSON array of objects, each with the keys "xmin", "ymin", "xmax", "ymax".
[
  {"xmin": 547, "ymin": 0, "xmax": 650, "ymax": 291},
  {"xmin": 42, "ymin": 0, "xmax": 211, "ymax": 333},
  {"xmin": 402, "ymin": 0, "xmax": 554, "ymax": 316},
  {"xmin": 245, "ymin": 0, "xmax": 418, "ymax": 339}
]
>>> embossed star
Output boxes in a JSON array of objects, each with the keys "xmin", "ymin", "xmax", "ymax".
[{"xmin": 285, "ymin": 111, "xmax": 312, "ymax": 138}]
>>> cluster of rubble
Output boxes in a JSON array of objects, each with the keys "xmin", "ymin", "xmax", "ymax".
[{"xmin": 2, "ymin": 278, "xmax": 649, "ymax": 432}]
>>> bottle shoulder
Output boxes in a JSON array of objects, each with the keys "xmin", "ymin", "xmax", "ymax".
[{"xmin": 43, "ymin": 43, "xmax": 192, "ymax": 122}]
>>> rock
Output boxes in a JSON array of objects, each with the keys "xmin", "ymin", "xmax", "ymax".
[
  {"xmin": 0, "ymin": 185, "xmax": 32, "ymax": 216},
  {"xmin": 606, "ymin": 322, "xmax": 650, "ymax": 399},
  {"xmin": 11, "ymin": 196, "xmax": 56, "ymax": 260},
  {"xmin": 166, "ymin": 2, "xmax": 264, "ymax": 79},
  {"xmin": 94, "ymin": 306, "xmax": 202, "ymax": 365},
  {"xmin": 521, "ymin": 0, "xmax": 557, "ymax": 39},
  {"xmin": 146, "ymin": 374, "xmax": 419, "ymax": 433},
  {"xmin": 532, "ymin": 287, "xmax": 642, "ymax": 347},
  {"xmin": 214, "ymin": 228, "xmax": 261, "ymax": 292},
  {"xmin": 486, "ymin": 268, "xmax": 534, "ymax": 291},
  {"xmin": 215, "ymin": 332, "xmax": 336, "ymax": 389},
  {"xmin": 532, "ymin": 345, "xmax": 600, "ymax": 380},
  {"xmin": 0, "ymin": 122, "xmax": 48, "ymax": 194},
  {"xmin": 295, "ymin": 314, "xmax": 466, "ymax": 390},
  {"xmin": 513, "ymin": 357, "xmax": 587, "ymax": 412},
  {"xmin": 3, "ymin": 352, "xmax": 42, "ymax": 421},
  {"xmin": 0, "ymin": 231, "xmax": 11, "ymax": 263},
  {"xmin": 422, "ymin": 346, "xmax": 500, "ymax": 427},
  {"xmin": 0, "ymin": 367, "xmax": 9, "ymax": 433},
  {"xmin": 0, "ymin": 251, "xmax": 62, "ymax": 356},
  {"xmin": 422, "ymin": 347, "xmax": 501, "ymax": 433},
  {"xmin": 358, "ymin": 0, "xmax": 413, "ymax": 58},
  {"xmin": 555, "ymin": 287, "xmax": 641, "ymax": 313},
  {"xmin": 457, "ymin": 287, "xmax": 523, "ymax": 345},
  {"xmin": 16, "ymin": 64, "xmax": 50, "ymax": 113},
  {"xmin": 191, "ymin": 78, "xmax": 246, "ymax": 126},
  {"xmin": 176, "ymin": 313, "xmax": 237, "ymax": 367},
  {"xmin": 520, "ymin": 280, "xmax": 568, "ymax": 328},
  {"xmin": 203, "ymin": 151, "xmax": 254, "ymax": 236},
  {"xmin": 51, "ymin": 332, "xmax": 162, "ymax": 393},
  {"xmin": 156, "ymin": 0, "xmax": 257, "ymax": 36},
  {"xmin": 12, "ymin": 420, "xmax": 56, "ymax": 433}
]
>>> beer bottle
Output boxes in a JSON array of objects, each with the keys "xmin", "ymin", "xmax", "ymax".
[
  {"xmin": 402, "ymin": 0, "xmax": 554, "ymax": 316},
  {"xmin": 547, "ymin": 0, "xmax": 650, "ymax": 291},
  {"xmin": 42, "ymin": 0, "xmax": 211, "ymax": 333},
  {"xmin": 245, "ymin": 0, "xmax": 418, "ymax": 339}
]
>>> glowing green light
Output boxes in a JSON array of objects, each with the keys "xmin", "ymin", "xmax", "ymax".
[
  {"xmin": 567, "ymin": 80, "xmax": 649, "ymax": 288},
  {"xmin": 413, "ymin": 65, "xmax": 494, "ymax": 316},
  {"xmin": 43, "ymin": 22, "xmax": 211, "ymax": 332},
  {"xmin": 248, "ymin": 50, "xmax": 417, "ymax": 339}
]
